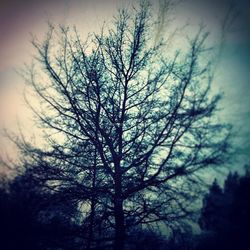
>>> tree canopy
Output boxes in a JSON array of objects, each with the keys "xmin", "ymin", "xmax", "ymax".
[{"xmin": 6, "ymin": 2, "xmax": 231, "ymax": 249}]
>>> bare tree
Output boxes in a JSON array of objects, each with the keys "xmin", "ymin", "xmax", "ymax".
[{"xmin": 13, "ymin": 2, "xmax": 230, "ymax": 249}]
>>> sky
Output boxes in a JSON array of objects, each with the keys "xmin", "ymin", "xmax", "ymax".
[{"xmin": 0, "ymin": 0, "xmax": 249, "ymax": 175}]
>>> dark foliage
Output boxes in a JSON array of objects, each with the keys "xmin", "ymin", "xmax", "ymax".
[
  {"xmin": 1, "ymin": 167, "xmax": 250, "ymax": 250},
  {"xmin": 0, "ymin": 168, "xmax": 82, "ymax": 250},
  {"xmin": 198, "ymin": 170, "xmax": 250, "ymax": 250}
]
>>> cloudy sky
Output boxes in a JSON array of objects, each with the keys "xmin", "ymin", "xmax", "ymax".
[{"xmin": 0, "ymin": 0, "xmax": 249, "ymax": 173}]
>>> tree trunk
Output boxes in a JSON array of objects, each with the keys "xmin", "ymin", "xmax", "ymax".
[
  {"xmin": 114, "ymin": 197, "xmax": 125, "ymax": 250},
  {"xmin": 87, "ymin": 150, "xmax": 97, "ymax": 250},
  {"xmin": 86, "ymin": 197, "xmax": 95, "ymax": 250},
  {"xmin": 114, "ymin": 164, "xmax": 125, "ymax": 250}
]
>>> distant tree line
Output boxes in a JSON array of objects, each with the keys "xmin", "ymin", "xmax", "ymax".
[
  {"xmin": 0, "ymin": 166, "xmax": 249, "ymax": 249},
  {"xmin": 197, "ymin": 169, "xmax": 250, "ymax": 250},
  {"xmin": 0, "ymin": 167, "xmax": 82, "ymax": 250},
  {"xmin": 165, "ymin": 168, "xmax": 250, "ymax": 250}
]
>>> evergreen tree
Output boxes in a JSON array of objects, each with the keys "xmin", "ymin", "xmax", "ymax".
[
  {"xmin": 198, "ymin": 170, "xmax": 250, "ymax": 250},
  {"xmin": 224, "ymin": 171, "xmax": 239, "ymax": 196},
  {"xmin": 199, "ymin": 179, "xmax": 225, "ymax": 232}
]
